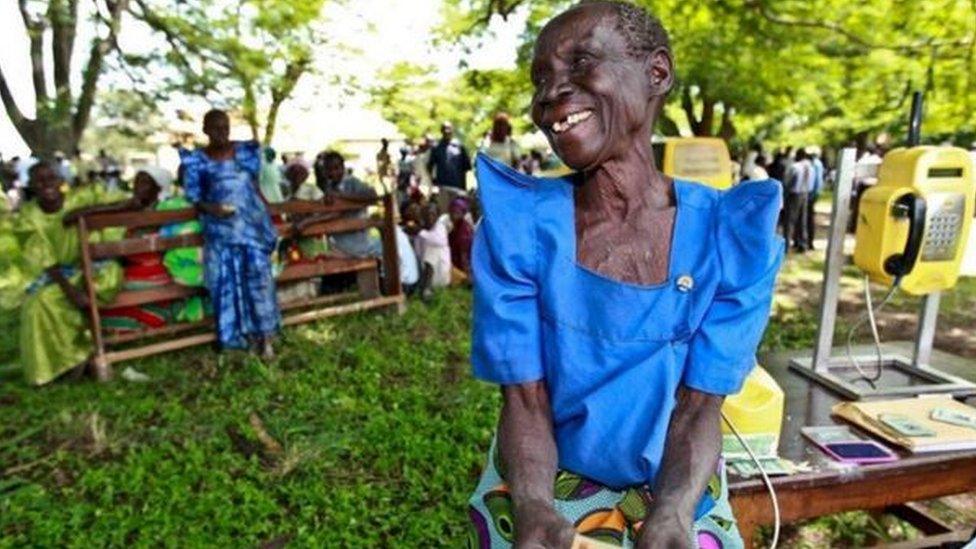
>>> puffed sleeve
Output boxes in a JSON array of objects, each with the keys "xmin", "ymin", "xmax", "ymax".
[
  {"xmin": 235, "ymin": 141, "xmax": 262, "ymax": 179},
  {"xmin": 683, "ymin": 180, "xmax": 784, "ymax": 395},
  {"xmin": 178, "ymin": 148, "xmax": 203, "ymax": 204},
  {"xmin": 470, "ymin": 154, "xmax": 543, "ymax": 385}
]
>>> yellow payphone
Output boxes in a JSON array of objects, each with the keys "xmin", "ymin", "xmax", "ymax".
[
  {"xmin": 653, "ymin": 137, "xmax": 734, "ymax": 189},
  {"xmin": 854, "ymin": 146, "xmax": 975, "ymax": 295},
  {"xmin": 791, "ymin": 91, "xmax": 976, "ymax": 401}
]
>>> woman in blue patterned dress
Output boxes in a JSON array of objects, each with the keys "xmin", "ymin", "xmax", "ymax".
[{"xmin": 179, "ymin": 109, "xmax": 280, "ymax": 358}]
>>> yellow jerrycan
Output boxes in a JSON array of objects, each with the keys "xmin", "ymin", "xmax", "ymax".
[{"xmin": 720, "ymin": 366, "xmax": 785, "ymax": 458}]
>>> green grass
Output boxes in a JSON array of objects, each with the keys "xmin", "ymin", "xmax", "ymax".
[
  {"xmin": 1, "ymin": 290, "xmax": 499, "ymax": 547},
  {"xmin": 2, "ymin": 252, "xmax": 973, "ymax": 546}
]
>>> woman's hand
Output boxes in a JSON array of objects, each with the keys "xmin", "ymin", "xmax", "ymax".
[
  {"xmin": 513, "ymin": 499, "xmax": 576, "ymax": 549},
  {"xmin": 62, "ymin": 211, "xmax": 81, "ymax": 226},
  {"xmin": 198, "ymin": 202, "xmax": 235, "ymax": 218},
  {"xmin": 634, "ymin": 508, "xmax": 693, "ymax": 549},
  {"xmin": 47, "ymin": 266, "xmax": 90, "ymax": 308}
]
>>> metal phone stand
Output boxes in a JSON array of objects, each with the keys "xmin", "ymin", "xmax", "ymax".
[{"xmin": 788, "ymin": 148, "xmax": 976, "ymax": 400}]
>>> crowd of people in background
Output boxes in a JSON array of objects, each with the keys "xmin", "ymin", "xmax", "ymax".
[
  {"xmin": 0, "ymin": 110, "xmax": 532, "ymax": 384},
  {"xmin": 739, "ymin": 143, "xmax": 827, "ymax": 254},
  {"xmin": 3, "ymin": 100, "xmax": 933, "ymax": 386}
]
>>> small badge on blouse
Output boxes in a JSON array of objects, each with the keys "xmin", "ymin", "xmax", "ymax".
[{"xmin": 676, "ymin": 274, "xmax": 694, "ymax": 293}]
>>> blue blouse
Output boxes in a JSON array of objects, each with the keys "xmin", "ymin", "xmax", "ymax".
[
  {"xmin": 471, "ymin": 154, "xmax": 783, "ymax": 517},
  {"xmin": 179, "ymin": 141, "xmax": 278, "ymax": 253}
]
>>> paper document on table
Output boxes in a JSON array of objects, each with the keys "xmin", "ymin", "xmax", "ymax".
[{"xmin": 833, "ymin": 396, "xmax": 976, "ymax": 453}]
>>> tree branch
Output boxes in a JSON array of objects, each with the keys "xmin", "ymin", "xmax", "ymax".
[
  {"xmin": 742, "ymin": 0, "xmax": 974, "ymax": 56},
  {"xmin": 0, "ymin": 64, "xmax": 30, "ymax": 136},
  {"xmin": 130, "ymin": 0, "xmax": 235, "ymax": 73},
  {"xmin": 264, "ymin": 58, "xmax": 309, "ymax": 144},
  {"xmin": 19, "ymin": 0, "xmax": 49, "ymax": 101},
  {"xmin": 681, "ymin": 85, "xmax": 701, "ymax": 135},
  {"xmin": 50, "ymin": 0, "xmax": 79, "ymax": 103},
  {"xmin": 73, "ymin": 0, "xmax": 130, "ymax": 140}
]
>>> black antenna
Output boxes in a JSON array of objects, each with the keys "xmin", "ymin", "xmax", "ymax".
[{"xmin": 907, "ymin": 91, "xmax": 923, "ymax": 147}]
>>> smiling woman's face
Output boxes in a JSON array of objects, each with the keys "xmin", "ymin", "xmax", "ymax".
[{"xmin": 530, "ymin": 5, "xmax": 669, "ymax": 171}]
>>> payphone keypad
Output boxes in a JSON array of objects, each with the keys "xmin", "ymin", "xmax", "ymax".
[{"xmin": 922, "ymin": 192, "xmax": 966, "ymax": 261}]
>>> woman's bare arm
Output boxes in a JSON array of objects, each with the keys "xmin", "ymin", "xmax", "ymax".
[
  {"xmin": 499, "ymin": 381, "xmax": 576, "ymax": 548},
  {"xmin": 63, "ymin": 198, "xmax": 139, "ymax": 225},
  {"xmin": 46, "ymin": 266, "xmax": 89, "ymax": 308},
  {"xmin": 637, "ymin": 386, "xmax": 724, "ymax": 548}
]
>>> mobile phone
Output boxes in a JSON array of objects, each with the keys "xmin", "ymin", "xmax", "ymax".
[
  {"xmin": 878, "ymin": 413, "xmax": 936, "ymax": 437},
  {"xmin": 818, "ymin": 441, "xmax": 898, "ymax": 464},
  {"xmin": 931, "ymin": 407, "xmax": 976, "ymax": 430}
]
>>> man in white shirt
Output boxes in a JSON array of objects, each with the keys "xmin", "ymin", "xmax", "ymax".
[{"xmin": 783, "ymin": 148, "xmax": 813, "ymax": 253}]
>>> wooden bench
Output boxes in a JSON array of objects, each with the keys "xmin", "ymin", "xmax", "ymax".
[{"xmin": 76, "ymin": 194, "xmax": 405, "ymax": 380}]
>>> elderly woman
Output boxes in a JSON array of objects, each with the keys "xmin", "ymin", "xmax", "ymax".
[
  {"xmin": 467, "ymin": 3, "xmax": 782, "ymax": 549},
  {"xmin": 179, "ymin": 109, "xmax": 280, "ymax": 358}
]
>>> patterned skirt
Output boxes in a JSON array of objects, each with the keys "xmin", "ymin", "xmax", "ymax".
[
  {"xmin": 204, "ymin": 242, "xmax": 281, "ymax": 349},
  {"xmin": 467, "ymin": 437, "xmax": 743, "ymax": 548}
]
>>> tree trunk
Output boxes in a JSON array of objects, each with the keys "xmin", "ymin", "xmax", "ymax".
[
  {"xmin": 50, "ymin": 0, "xmax": 78, "ymax": 103},
  {"xmin": 658, "ymin": 112, "xmax": 681, "ymax": 137},
  {"xmin": 264, "ymin": 99, "xmax": 282, "ymax": 146},
  {"xmin": 681, "ymin": 86, "xmax": 700, "ymax": 135},
  {"xmin": 242, "ymin": 84, "xmax": 260, "ymax": 142},
  {"xmin": 718, "ymin": 106, "xmax": 737, "ymax": 142},
  {"xmin": 263, "ymin": 60, "xmax": 309, "ymax": 146},
  {"xmin": 698, "ymin": 95, "xmax": 715, "ymax": 137},
  {"xmin": 2, "ymin": 0, "xmax": 127, "ymax": 158},
  {"xmin": 680, "ymin": 86, "xmax": 717, "ymax": 137}
]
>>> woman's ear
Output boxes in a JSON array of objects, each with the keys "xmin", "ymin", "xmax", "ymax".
[{"xmin": 646, "ymin": 47, "xmax": 674, "ymax": 97}]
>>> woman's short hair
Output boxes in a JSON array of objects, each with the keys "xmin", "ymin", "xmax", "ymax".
[{"xmin": 578, "ymin": 0, "xmax": 670, "ymax": 58}]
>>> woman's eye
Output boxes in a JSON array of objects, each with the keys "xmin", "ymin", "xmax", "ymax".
[{"xmin": 572, "ymin": 54, "xmax": 592, "ymax": 70}]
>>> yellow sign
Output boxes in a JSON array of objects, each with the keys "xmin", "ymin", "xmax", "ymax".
[{"xmin": 656, "ymin": 137, "xmax": 733, "ymax": 189}]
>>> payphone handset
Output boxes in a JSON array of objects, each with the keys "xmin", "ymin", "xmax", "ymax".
[{"xmin": 854, "ymin": 146, "xmax": 975, "ymax": 296}]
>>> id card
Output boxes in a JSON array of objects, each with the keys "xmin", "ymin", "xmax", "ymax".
[
  {"xmin": 931, "ymin": 407, "xmax": 976, "ymax": 430},
  {"xmin": 730, "ymin": 457, "xmax": 790, "ymax": 478},
  {"xmin": 801, "ymin": 425, "xmax": 860, "ymax": 445},
  {"xmin": 878, "ymin": 413, "xmax": 936, "ymax": 437}
]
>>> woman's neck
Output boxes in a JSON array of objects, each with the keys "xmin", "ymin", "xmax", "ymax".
[
  {"xmin": 205, "ymin": 142, "xmax": 234, "ymax": 160},
  {"xmin": 576, "ymin": 144, "xmax": 673, "ymax": 222}
]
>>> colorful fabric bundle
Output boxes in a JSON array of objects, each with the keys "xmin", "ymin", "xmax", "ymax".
[{"xmin": 157, "ymin": 197, "xmax": 204, "ymax": 287}]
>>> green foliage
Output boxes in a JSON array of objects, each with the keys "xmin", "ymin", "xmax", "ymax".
[
  {"xmin": 1, "ymin": 262, "xmax": 974, "ymax": 544},
  {"xmin": 369, "ymin": 63, "xmax": 533, "ymax": 148},
  {"xmin": 131, "ymin": 0, "xmax": 334, "ymax": 144},
  {"xmin": 433, "ymin": 0, "xmax": 976, "ymax": 147},
  {"xmin": 79, "ymin": 90, "xmax": 167, "ymax": 157},
  {"xmin": 0, "ymin": 290, "xmax": 498, "ymax": 546}
]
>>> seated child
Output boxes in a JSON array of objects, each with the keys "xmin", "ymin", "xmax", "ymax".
[{"xmin": 412, "ymin": 202, "xmax": 452, "ymax": 300}]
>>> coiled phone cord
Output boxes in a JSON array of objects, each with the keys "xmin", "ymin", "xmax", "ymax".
[
  {"xmin": 846, "ymin": 275, "xmax": 902, "ymax": 387},
  {"xmin": 721, "ymin": 410, "xmax": 780, "ymax": 549}
]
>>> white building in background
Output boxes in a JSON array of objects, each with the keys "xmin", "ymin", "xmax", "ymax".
[{"xmin": 273, "ymin": 105, "xmax": 406, "ymax": 188}]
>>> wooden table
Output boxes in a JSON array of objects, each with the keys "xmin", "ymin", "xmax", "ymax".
[{"xmin": 729, "ymin": 342, "xmax": 976, "ymax": 547}]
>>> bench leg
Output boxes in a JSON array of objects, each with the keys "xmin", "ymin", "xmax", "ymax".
[{"xmin": 92, "ymin": 353, "xmax": 112, "ymax": 382}]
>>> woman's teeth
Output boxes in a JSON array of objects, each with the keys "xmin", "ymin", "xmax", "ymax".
[{"xmin": 552, "ymin": 110, "xmax": 593, "ymax": 134}]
